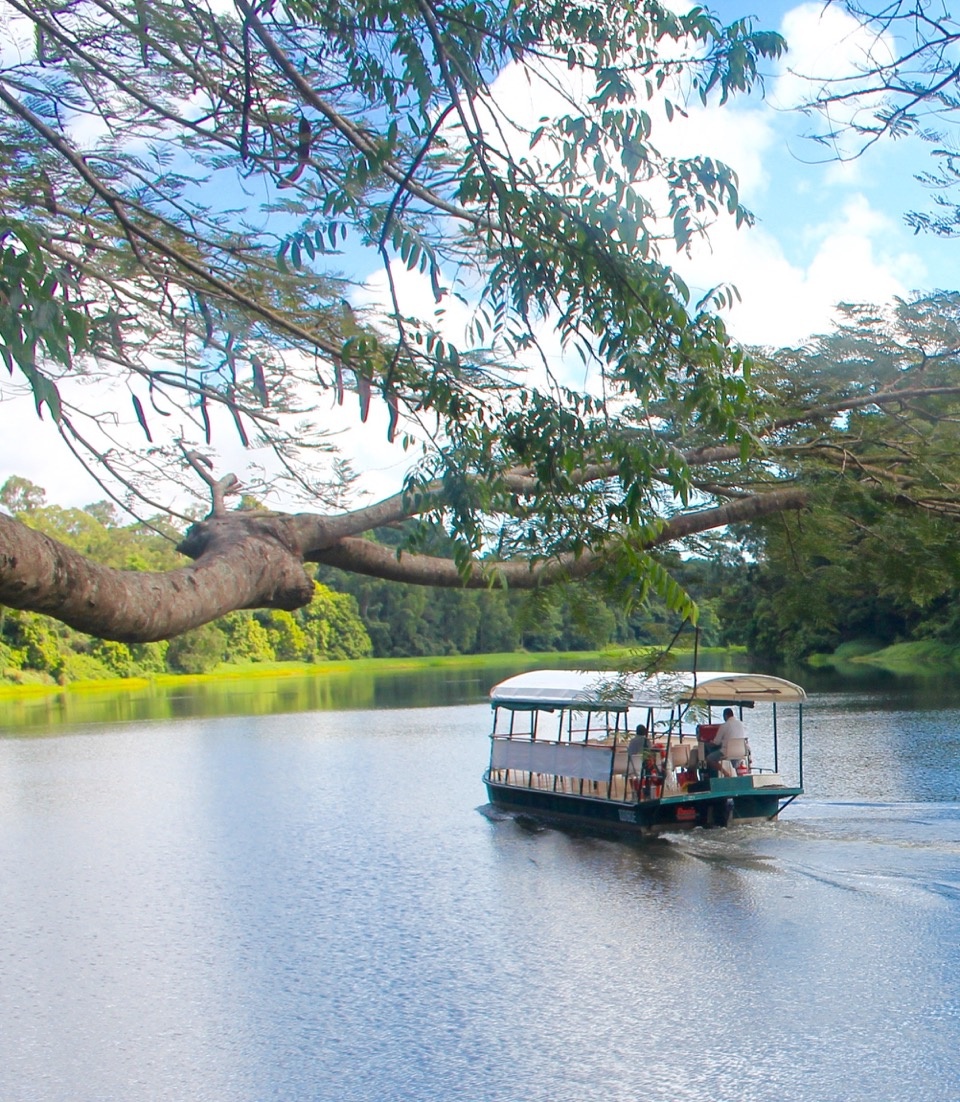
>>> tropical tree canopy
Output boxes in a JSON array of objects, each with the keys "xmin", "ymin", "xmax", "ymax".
[
  {"xmin": 0, "ymin": 0, "xmax": 781, "ymax": 491},
  {"xmin": 2, "ymin": 0, "xmax": 960, "ymax": 647},
  {"xmin": 0, "ymin": 0, "xmax": 801, "ymax": 638},
  {"xmin": 720, "ymin": 292, "xmax": 960, "ymax": 661}
]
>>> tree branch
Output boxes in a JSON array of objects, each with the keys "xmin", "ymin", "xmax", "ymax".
[
  {"xmin": 0, "ymin": 512, "xmax": 314, "ymax": 642},
  {"xmin": 0, "ymin": 488, "xmax": 808, "ymax": 641}
]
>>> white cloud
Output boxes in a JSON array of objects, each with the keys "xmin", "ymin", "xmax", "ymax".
[
  {"xmin": 0, "ymin": 7, "xmax": 36, "ymax": 67},
  {"xmin": 0, "ymin": 389, "xmax": 110, "ymax": 508},
  {"xmin": 615, "ymin": 2, "xmax": 929, "ymax": 347},
  {"xmin": 821, "ymin": 157, "xmax": 864, "ymax": 187},
  {"xmin": 774, "ymin": 2, "xmax": 895, "ymax": 103},
  {"xmin": 677, "ymin": 192, "xmax": 924, "ymax": 347},
  {"xmin": 771, "ymin": 1, "xmax": 897, "ymax": 164},
  {"xmin": 653, "ymin": 100, "xmax": 777, "ymax": 198}
]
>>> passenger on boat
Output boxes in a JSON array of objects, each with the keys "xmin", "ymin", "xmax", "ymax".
[
  {"xmin": 626, "ymin": 724, "xmax": 649, "ymax": 788},
  {"xmin": 706, "ymin": 708, "xmax": 746, "ymax": 775},
  {"xmin": 627, "ymin": 724, "xmax": 649, "ymax": 757}
]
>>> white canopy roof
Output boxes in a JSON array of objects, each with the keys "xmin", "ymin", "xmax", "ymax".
[{"xmin": 490, "ymin": 669, "xmax": 806, "ymax": 711}]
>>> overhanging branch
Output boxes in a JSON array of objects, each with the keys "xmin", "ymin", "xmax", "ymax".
[{"xmin": 0, "ymin": 488, "xmax": 808, "ymax": 640}]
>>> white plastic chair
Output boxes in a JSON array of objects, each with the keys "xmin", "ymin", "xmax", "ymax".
[
  {"xmin": 724, "ymin": 736, "xmax": 750, "ymax": 772},
  {"xmin": 668, "ymin": 742, "xmax": 692, "ymax": 769}
]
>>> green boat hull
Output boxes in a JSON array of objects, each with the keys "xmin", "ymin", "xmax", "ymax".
[{"xmin": 484, "ymin": 772, "xmax": 802, "ymax": 835}]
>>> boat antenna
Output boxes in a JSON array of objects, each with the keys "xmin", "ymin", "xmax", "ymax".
[{"xmin": 678, "ymin": 619, "xmax": 700, "ymax": 730}]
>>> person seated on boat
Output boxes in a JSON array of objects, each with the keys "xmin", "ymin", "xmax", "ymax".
[
  {"xmin": 627, "ymin": 724, "xmax": 649, "ymax": 758},
  {"xmin": 706, "ymin": 708, "xmax": 746, "ymax": 776},
  {"xmin": 626, "ymin": 724, "xmax": 649, "ymax": 785}
]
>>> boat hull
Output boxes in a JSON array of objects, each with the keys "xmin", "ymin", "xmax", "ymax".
[{"xmin": 484, "ymin": 772, "xmax": 801, "ymax": 835}]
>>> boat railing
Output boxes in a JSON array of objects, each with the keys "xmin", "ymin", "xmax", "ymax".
[
  {"xmin": 489, "ymin": 736, "xmax": 613, "ymax": 781},
  {"xmin": 488, "ymin": 731, "xmax": 794, "ymax": 803}
]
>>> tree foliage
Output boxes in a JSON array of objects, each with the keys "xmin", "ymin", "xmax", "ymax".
[
  {"xmin": 5, "ymin": 1, "xmax": 960, "ymax": 652},
  {"xmin": 715, "ymin": 294, "xmax": 960, "ymax": 660},
  {"xmin": 0, "ymin": 0, "xmax": 803, "ymax": 640}
]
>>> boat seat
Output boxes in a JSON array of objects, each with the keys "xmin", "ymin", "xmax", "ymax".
[
  {"xmin": 697, "ymin": 723, "xmax": 720, "ymax": 744},
  {"xmin": 723, "ymin": 737, "xmax": 749, "ymax": 769},
  {"xmin": 668, "ymin": 743, "xmax": 692, "ymax": 768}
]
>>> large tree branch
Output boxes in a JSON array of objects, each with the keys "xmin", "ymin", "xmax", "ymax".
[
  {"xmin": 0, "ymin": 488, "xmax": 808, "ymax": 642},
  {"xmin": 0, "ymin": 512, "xmax": 314, "ymax": 642},
  {"xmin": 310, "ymin": 489, "xmax": 808, "ymax": 583}
]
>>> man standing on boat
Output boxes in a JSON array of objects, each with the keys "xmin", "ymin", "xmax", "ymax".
[{"xmin": 706, "ymin": 708, "xmax": 746, "ymax": 776}]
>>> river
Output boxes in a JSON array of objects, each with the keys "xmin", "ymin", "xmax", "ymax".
[{"xmin": 1, "ymin": 666, "xmax": 959, "ymax": 1101}]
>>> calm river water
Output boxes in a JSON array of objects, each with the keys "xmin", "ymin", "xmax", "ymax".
[{"xmin": 2, "ymin": 666, "xmax": 960, "ymax": 1101}]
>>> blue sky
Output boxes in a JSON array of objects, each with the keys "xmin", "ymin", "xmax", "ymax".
[
  {"xmin": 671, "ymin": 0, "xmax": 953, "ymax": 345},
  {"xmin": 3, "ymin": 0, "xmax": 958, "ymax": 509},
  {"xmin": 354, "ymin": 0, "xmax": 954, "ymax": 355}
]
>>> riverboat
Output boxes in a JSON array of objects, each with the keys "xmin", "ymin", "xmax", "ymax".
[{"xmin": 483, "ymin": 669, "xmax": 806, "ymax": 834}]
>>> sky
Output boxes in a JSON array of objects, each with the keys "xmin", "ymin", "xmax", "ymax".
[
  {"xmin": 665, "ymin": 0, "xmax": 937, "ymax": 346},
  {"xmin": 1, "ymin": 0, "xmax": 956, "ymax": 511}
]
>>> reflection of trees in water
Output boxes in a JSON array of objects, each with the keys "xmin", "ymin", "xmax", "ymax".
[{"xmin": 0, "ymin": 659, "xmax": 543, "ymax": 733}]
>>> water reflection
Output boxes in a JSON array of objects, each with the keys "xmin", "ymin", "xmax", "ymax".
[
  {"xmin": 3, "ymin": 677, "xmax": 960, "ymax": 1100},
  {"xmin": 0, "ymin": 648, "xmax": 768, "ymax": 736},
  {"xmin": 0, "ymin": 663, "xmax": 533, "ymax": 734}
]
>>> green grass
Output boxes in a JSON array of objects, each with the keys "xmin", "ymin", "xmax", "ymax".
[
  {"xmin": 0, "ymin": 644, "xmax": 747, "ymax": 701},
  {"xmin": 808, "ymin": 638, "xmax": 960, "ymax": 674},
  {"xmin": 0, "ymin": 651, "xmax": 587, "ymax": 700},
  {"xmin": 854, "ymin": 640, "xmax": 960, "ymax": 673}
]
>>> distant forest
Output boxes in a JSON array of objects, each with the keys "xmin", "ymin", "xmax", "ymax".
[{"xmin": 2, "ymin": 474, "xmax": 956, "ymax": 681}]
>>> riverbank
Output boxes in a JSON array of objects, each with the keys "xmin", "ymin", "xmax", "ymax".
[
  {"xmin": 809, "ymin": 638, "xmax": 960, "ymax": 675},
  {"xmin": 0, "ymin": 644, "xmax": 750, "ymax": 700}
]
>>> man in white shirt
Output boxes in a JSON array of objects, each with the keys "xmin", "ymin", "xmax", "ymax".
[{"xmin": 706, "ymin": 708, "xmax": 746, "ymax": 775}]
